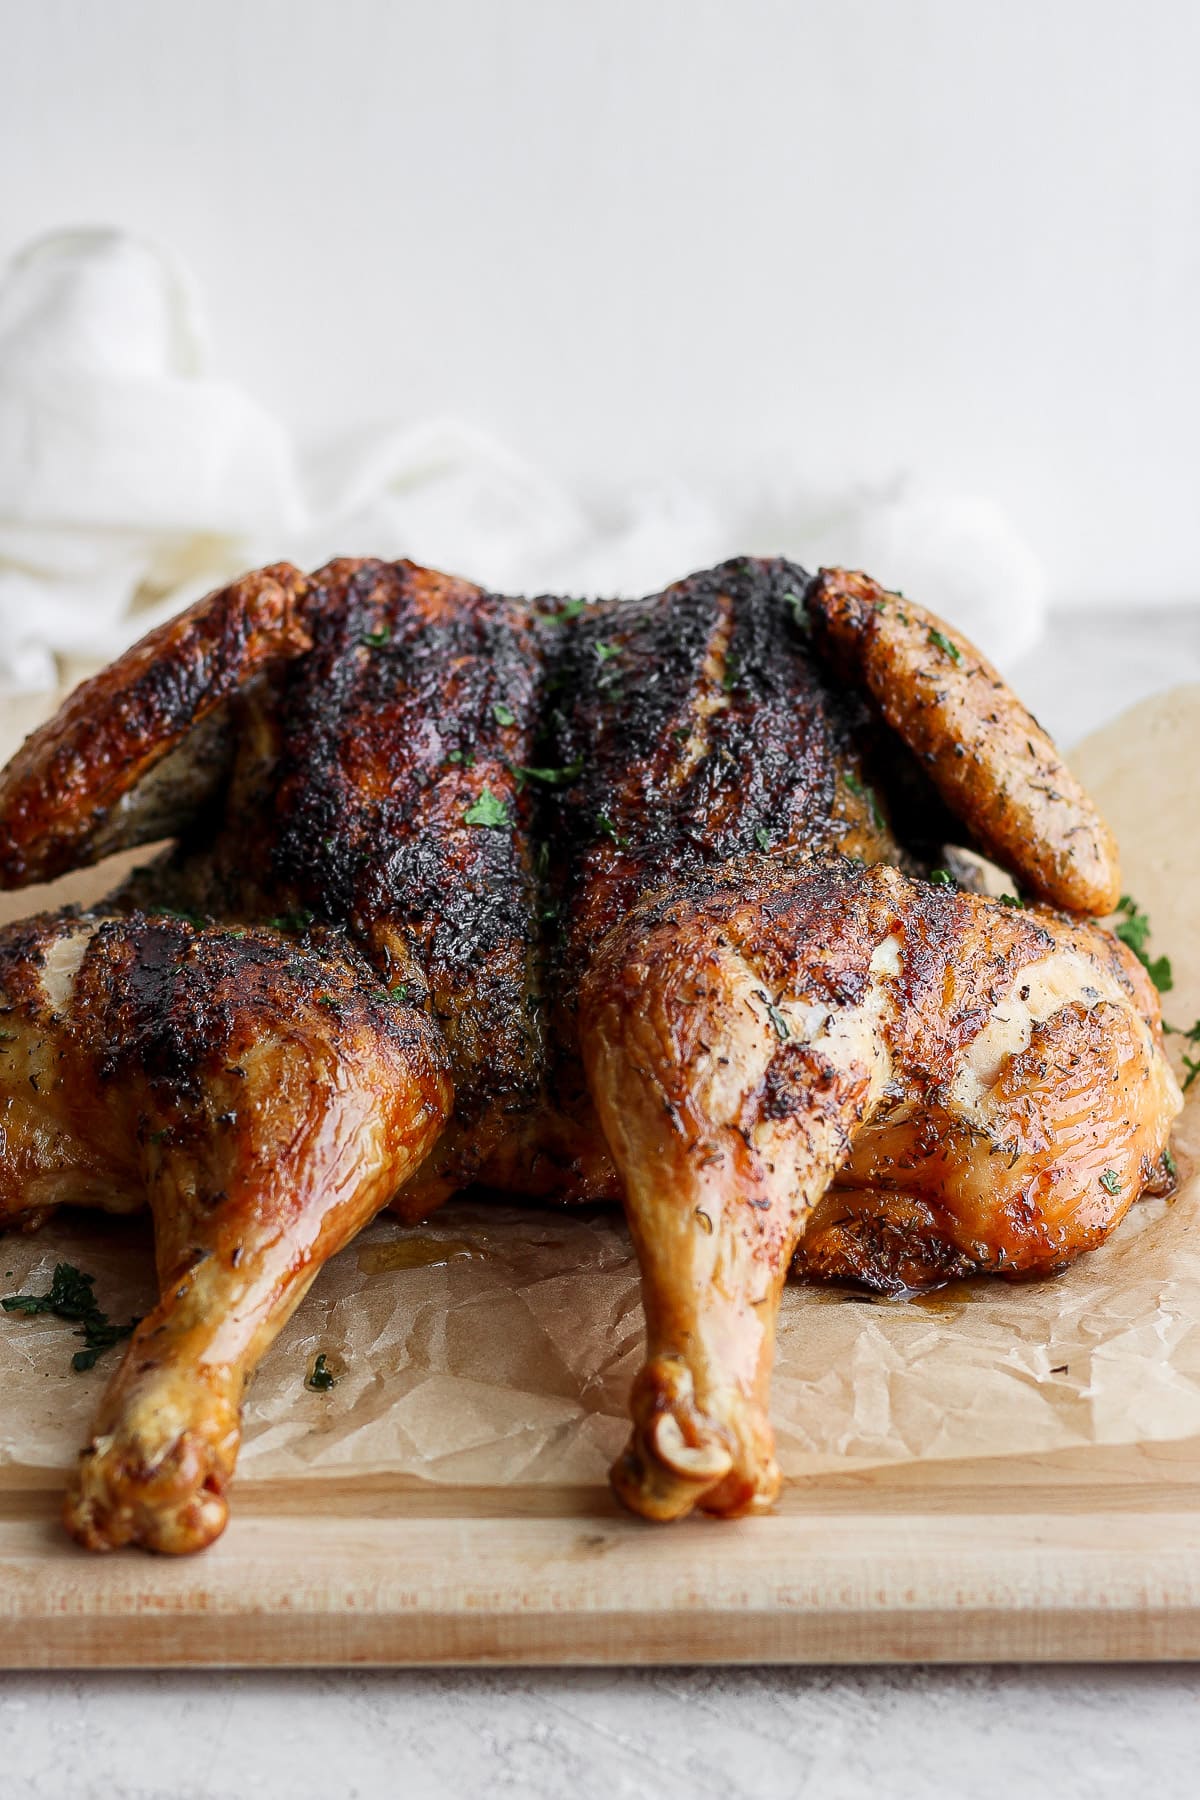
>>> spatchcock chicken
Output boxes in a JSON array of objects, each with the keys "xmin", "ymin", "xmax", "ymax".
[{"xmin": 0, "ymin": 557, "xmax": 1181, "ymax": 1553}]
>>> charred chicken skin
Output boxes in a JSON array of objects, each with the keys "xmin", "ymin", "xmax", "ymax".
[{"xmin": 0, "ymin": 556, "xmax": 1181, "ymax": 1550}]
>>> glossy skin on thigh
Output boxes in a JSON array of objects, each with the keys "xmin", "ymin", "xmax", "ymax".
[
  {"xmin": 580, "ymin": 859, "xmax": 1179, "ymax": 1522},
  {"xmin": 0, "ymin": 911, "xmax": 450, "ymax": 1552}
]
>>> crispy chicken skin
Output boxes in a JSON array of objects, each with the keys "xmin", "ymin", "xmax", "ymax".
[
  {"xmin": 807, "ymin": 569, "xmax": 1121, "ymax": 915},
  {"xmin": 0, "ymin": 911, "xmax": 449, "ymax": 1552},
  {"xmin": 0, "ymin": 555, "xmax": 1181, "ymax": 1549},
  {"xmin": 581, "ymin": 859, "xmax": 1177, "ymax": 1518},
  {"xmin": 0, "ymin": 565, "xmax": 312, "ymax": 887}
]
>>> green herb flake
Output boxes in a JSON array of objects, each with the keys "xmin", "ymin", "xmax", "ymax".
[
  {"xmin": 2, "ymin": 1263, "xmax": 139, "ymax": 1374},
  {"xmin": 754, "ymin": 826, "xmax": 772, "ymax": 852},
  {"xmin": 1099, "ymin": 1168, "xmax": 1123, "ymax": 1196},
  {"xmin": 492, "ymin": 701, "xmax": 516, "ymax": 727},
  {"xmin": 462, "ymin": 789, "xmax": 511, "ymax": 830},
  {"xmin": 1145, "ymin": 954, "xmax": 1174, "ymax": 991},
  {"xmin": 844, "ymin": 770, "xmax": 885, "ymax": 832},
  {"xmin": 359, "ymin": 624, "xmax": 392, "ymax": 649},
  {"xmin": 759, "ymin": 994, "xmax": 790, "ymax": 1041},
  {"xmin": 266, "ymin": 908, "xmax": 316, "ymax": 934},
  {"xmin": 928, "ymin": 627, "xmax": 963, "ymax": 665},
  {"xmin": 540, "ymin": 597, "xmax": 587, "ymax": 625},
  {"xmin": 595, "ymin": 640, "xmax": 620, "ymax": 663},
  {"xmin": 929, "ymin": 868, "xmax": 955, "ymax": 887},
  {"xmin": 998, "ymin": 893, "xmax": 1025, "ymax": 908},
  {"xmin": 306, "ymin": 1352, "xmax": 337, "ymax": 1392},
  {"xmin": 1164, "ymin": 1145, "xmax": 1178, "ymax": 1181},
  {"xmin": 596, "ymin": 813, "xmax": 630, "ymax": 848},
  {"xmin": 784, "ymin": 589, "xmax": 809, "ymax": 631},
  {"xmin": 1113, "ymin": 895, "xmax": 1174, "ymax": 993},
  {"xmin": 389, "ymin": 983, "xmax": 409, "ymax": 1003},
  {"xmin": 511, "ymin": 758, "xmax": 583, "ymax": 788}
]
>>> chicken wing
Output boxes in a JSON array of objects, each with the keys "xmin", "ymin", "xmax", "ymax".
[
  {"xmin": 807, "ymin": 568, "xmax": 1120, "ymax": 914},
  {"xmin": 0, "ymin": 565, "xmax": 311, "ymax": 887}
]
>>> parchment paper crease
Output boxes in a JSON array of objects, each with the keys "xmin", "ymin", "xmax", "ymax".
[{"xmin": 0, "ymin": 686, "xmax": 1196, "ymax": 1486}]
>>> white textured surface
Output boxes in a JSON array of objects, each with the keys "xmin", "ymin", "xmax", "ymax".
[
  {"xmin": 2, "ymin": 1665, "xmax": 1200, "ymax": 1800},
  {"xmin": 1, "ymin": 613, "xmax": 1198, "ymax": 1795}
]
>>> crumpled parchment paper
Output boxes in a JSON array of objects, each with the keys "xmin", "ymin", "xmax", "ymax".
[{"xmin": 0, "ymin": 686, "xmax": 1196, "ymax": 1486}]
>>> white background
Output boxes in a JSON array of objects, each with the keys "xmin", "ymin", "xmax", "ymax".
[{"xmin": 4, "ymin": 0, "xmax": 1198, "ymax": 609}]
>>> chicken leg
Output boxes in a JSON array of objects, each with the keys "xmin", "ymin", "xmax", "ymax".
[
  {"xmin": 0, "ymin": 910, "xmax": 450, "ymax": 1551},
  {"xmin": 581, "ymin": 858, "xmax": 1180, "ymax": 1522}
]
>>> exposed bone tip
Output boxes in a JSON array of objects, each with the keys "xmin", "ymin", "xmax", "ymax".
[
  {"xmin": 649, "ymin": 1410, "xmax": 735, "ymax": 1481},
  {"xmin": 63, "ymin": 1428, "xmax": 233, "ymax": 1555}
]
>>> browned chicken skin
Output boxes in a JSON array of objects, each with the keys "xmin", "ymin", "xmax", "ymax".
[{"xmin": 0, "ymin": 555, "xmax": 1181, "ymax": 1550}]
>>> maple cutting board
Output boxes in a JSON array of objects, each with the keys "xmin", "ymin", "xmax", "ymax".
[{"xmin": 2, "ymin": 1440, "xmax": 1200, "ymax": 1665}]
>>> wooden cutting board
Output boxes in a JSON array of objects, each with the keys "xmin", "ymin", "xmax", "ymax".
[{"xmin": 2, "ymin": 1440, "xmax": 1200, "ymax": 1665}]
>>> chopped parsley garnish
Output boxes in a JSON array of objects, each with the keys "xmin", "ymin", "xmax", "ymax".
[
  {"xmin": 1174, "ymin": 1025, "xmax": 1200, "ymax": 1092},
  {"xmin": 1112, "ymin": 895, "xmax": 1173, "ymax": 993},
  {"xmin": 2, "ymin": 1263, "xmax": 139, "ymax": 1373},
  {"xmin": 1164, "ymin": 1146, "xmax": 1178, "ymax": 1181},
  {"xmin": 389, "ymin": 983, "xmax": 409, "ymax": 1003},
  {"xmin": 359, "ymin": 624, "xmax": 392, "ymax": 648},
  {"xmin": 595, "ymin": 640, "xmax": 620, "ymax": 663},
  {"xmin": 462, "ymin": 789, "xmax": 511, "ymax": 829},
  {"xmin": 492, "ymin": 701, "xmax": 516, "ymax": 727},
  {"xmin": 540, "ymin": 598, "xmax": 587, "ymax": 625},
  {"xmin": 998, "ymin": 893, "xmax": 1025, "ymax": 908},
  {"xmin": 784, "ymin": 589, "xmax": 809, "ymax": 631},
  {"xmin": 758, "ymin": 993, "xmax": 790, "ymax": 1041},
  {"xmin": 928, "ymin": 627, "xmax": 963, "ymax": 665},
  {"xmin": 266, "ymin": 908, "xmax": 316, "ymax": 934},
  {"xmin": 1099, "ymin": 1169, "xmax": 1123, "ymax": 1196},
  {"xmin": 158, "ymin": 907, "xmax": 208, "ymax": 928},
  {"xmin": 844, "ymin": 771, "xmax": 885, "ymax": 831},
  {"xmin": 510, "ymin": 759, "xmax": 583, "ymax": 788},
  {"xmin": 596, "ymin": 813, "xmax": 630, "ymax": 848},
  {"xmin": 929, "ymin": 868, "xmax": 955, "ymax": 887},
  {"xmin": 306, "ymin": 1352, "xmax": 337, "ymax": 1392},
  {"xmin": 754, "ymin": 826, "xmax": 772, "ymax": 852}
]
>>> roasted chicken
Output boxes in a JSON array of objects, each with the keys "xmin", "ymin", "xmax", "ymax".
[{"xmin": 0, "ymin": 556, "xmax": 1181, "ymax": 1550}]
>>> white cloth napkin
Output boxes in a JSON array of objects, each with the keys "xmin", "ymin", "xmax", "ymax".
[{"xmin": 0, "ymin": 229, "xmax": 1046, "ymax": 693}]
